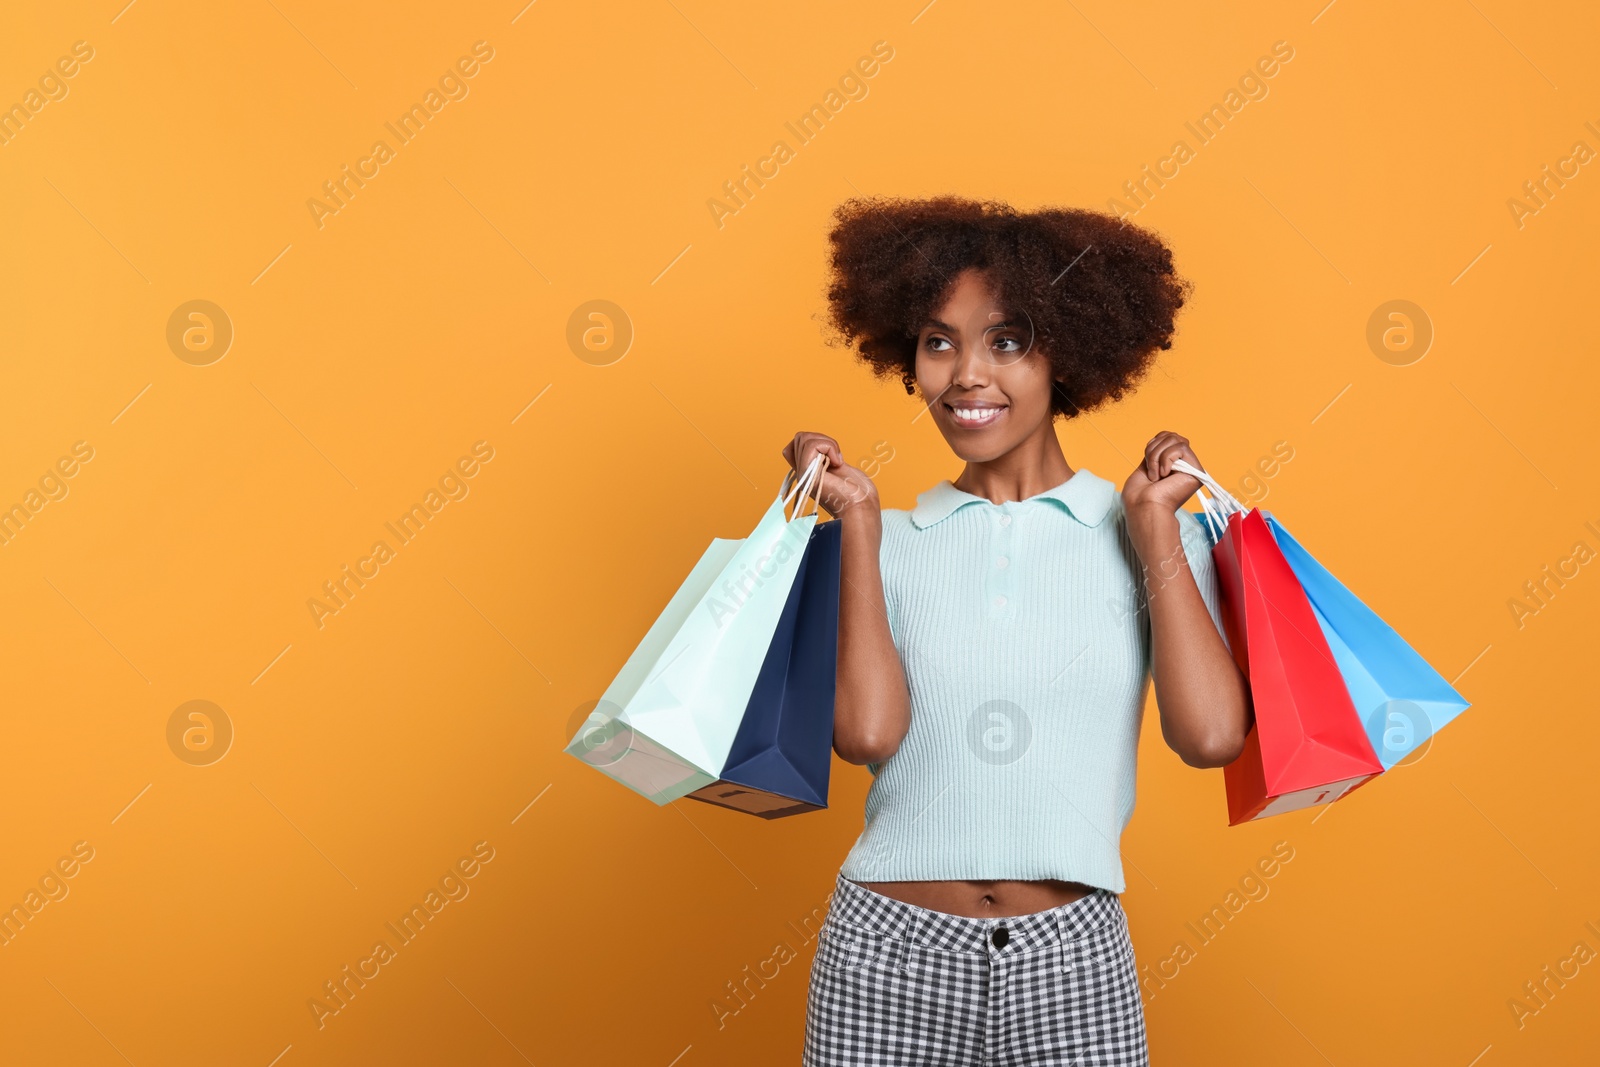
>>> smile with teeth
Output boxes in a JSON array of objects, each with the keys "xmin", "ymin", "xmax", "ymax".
[{"xmin": 945, "ymin": 402, "xmax": 1008, "ymax": 428}]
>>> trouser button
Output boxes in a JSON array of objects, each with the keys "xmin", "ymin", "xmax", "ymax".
[{"xmin": 992, "ymin": 926, "xmax": 1009, "ymax": 948}]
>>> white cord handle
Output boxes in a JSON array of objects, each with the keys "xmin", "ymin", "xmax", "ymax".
[
  {"xmin": 1170, "ymin": 459, "xmax": 1246, "ymax": 518},
  {"xmin": 780, "ymin": 452, "xmax": 827, "ymax": 522},
  {"xmin": 788, "ymin": 453, "xmax": 825, "ymax": 521},
  {"xmin": 796, "ymin": 454, "xmax": 825, "ymax": 520},
  {"xmin": 780, "ymin": 451, "xmax": 823, "ymax": 504},
  {"xmin": 1195, "ymin": 488, "xmax": 1225, "ymax": 541}
]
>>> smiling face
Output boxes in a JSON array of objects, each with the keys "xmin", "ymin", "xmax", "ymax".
[{"xmin": 913, "ymin": 268, "xmax": 1064, "ymax": 463}]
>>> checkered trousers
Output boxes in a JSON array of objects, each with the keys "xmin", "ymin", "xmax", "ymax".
[{"xmin": 803, "ymin": 873, "xmax": 1148, "ymax": 1066}]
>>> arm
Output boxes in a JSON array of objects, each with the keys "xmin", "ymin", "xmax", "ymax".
[
  {"xmin": 831, "ymin": 507, "xmax": 912, "ymax": 764},
  {"xmin": 1123, "ymin": 431, "xmax": 1252, "ymax": 769},
  {"xmin": 781, "ymin": 432, "xmax": 911, "ymax": 766}
]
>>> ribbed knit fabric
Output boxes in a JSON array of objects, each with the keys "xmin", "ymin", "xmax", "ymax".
[{"xmin": 836, "ymin": 467, "xmax": 1228, "ymax": 894}]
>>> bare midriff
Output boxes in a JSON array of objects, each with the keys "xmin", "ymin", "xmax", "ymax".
[{"xmin": 853, "ymin": 878, "xmax": 1096, "ymax": 918}]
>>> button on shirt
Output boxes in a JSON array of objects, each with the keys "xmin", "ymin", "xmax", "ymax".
[{"xmin": 836, "ymin": 468, "xmax": 1228, "ymax": 894}]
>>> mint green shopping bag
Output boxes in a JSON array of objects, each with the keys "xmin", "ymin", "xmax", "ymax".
[{"xmin": 565, "ymin": 454, "xmax": 826, "ymax": 804}]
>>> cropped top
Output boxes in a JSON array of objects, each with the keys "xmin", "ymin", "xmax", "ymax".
[{"xmin": 836, "ymin": 467, "xmax": 1228, "ymax": 894}]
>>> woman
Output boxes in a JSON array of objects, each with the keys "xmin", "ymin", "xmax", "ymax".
[{"xmin": 783, "ymin": 196, "xmax": 1252, "ymax": 1066}]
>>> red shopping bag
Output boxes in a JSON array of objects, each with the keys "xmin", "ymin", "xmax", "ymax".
[{"xmin": 1208, "ymin": 507, "xmax": 1384, "ymax": 824}]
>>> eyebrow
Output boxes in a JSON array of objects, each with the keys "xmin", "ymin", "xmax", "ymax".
[{"xmin": 921, "ymin": 318, "xmax": 1019, "ymax": 332}]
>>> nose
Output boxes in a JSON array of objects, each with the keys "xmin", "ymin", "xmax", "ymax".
[{"xmin": 951, "ymin": 339, "xmax": 992, "ymax": 389}]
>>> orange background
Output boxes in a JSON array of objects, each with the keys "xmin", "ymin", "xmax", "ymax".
[{"xmin": 2, "ymin": 0, "xmax": 1596, "ymax": 1063}]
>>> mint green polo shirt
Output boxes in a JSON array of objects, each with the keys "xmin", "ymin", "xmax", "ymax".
[{"xmin": 837, "ymin": 468, "xmax": 1227, "ymax": 893}]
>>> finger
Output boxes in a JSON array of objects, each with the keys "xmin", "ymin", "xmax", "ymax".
[
  {"xmin": 1158, "ymin": 441, "xmax": 1196, "ymax": 479},
  {"xmin": 1157, "ymin": 442, "xmax": 1192, "ymax": 479},
  {"xmin": 1144, "ymin": 430, "xmax": 1175, "ymax": 461},
  {"xmin": 1144, "ymin": 433, "xmax": 1173, "ymax": 481},
  {"xmin": 1147, "ymin": 430, "xmax": 1179, "ymax": 450},
  {"xmin": 810, "ymin": 443, "xmax": 833, "ymax": 476},
  {"xmin": 1147, "ymin": 434, "xmax": 1190, "ymax": 479},
  {"xmin": 1167, "ymin": 440, "xmax": 1197, "ymax": 479},
  {"xmin": 809, "ymin": 445, "xmax": 838, "ymax": 488}
]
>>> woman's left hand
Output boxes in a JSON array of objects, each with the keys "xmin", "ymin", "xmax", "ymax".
[{"xmin": 1121, "ymin": 430, "xmax": 1205, "ymax": 517}]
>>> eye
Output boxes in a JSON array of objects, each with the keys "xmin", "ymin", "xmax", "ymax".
[
  {"xmin": 924, "ymin": 335, "xmax": 953, "ymax": 353},
  {"xmin": 990, "ymin": 334, "xmax": 1022, "ymax": 352}
]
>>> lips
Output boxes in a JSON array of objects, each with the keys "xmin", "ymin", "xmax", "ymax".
[{"xmin": 944, "ymin": 402, "xmax": 1008, "ymax": 429}]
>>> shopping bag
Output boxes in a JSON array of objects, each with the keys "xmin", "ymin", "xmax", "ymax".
[
  {"xmin": 1263, "ymin": 514, "xmax": 1470, "ymax": 770},
  {"xmin": 686, "ymin": 517, "xmax": 842, "ymax": 819},
  {"xmin": 1174, "ymin": 461, "xmax": 1383, "ymax": 824},
  {"xmin": 565, "ymin": 454, "xmax": 827, "ymax": 805}
]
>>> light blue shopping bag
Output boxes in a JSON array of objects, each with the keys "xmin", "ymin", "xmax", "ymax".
[
  {"xmin": 1263, "ymin": 514, "xmax": 1470, "ymax": 769},
  {"xmin": 565, "ymin": 454, "xmax": 827, "ymax": 804}
]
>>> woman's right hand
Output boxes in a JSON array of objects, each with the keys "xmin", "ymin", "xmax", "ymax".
[{"xmin": 781, "ymin": 432, "xmax": 881, "ymax": 519}]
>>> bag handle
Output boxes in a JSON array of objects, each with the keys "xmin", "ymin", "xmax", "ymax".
[
  {"xmin": 780, "ymin": 452, "xmax": 828, "ymax": 522},
  {"xmin": 1195, "ymin": 486, "xmax": 1226, "ymax": 542},
  {"xmin": 1170, "ymin": 459, "xmax": 1247, "ymax": 518},
  {"xmin": 785, "ymin": 453, "xmax": 825, "ymax": 521}
]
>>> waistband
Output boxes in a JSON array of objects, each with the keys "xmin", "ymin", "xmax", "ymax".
[{"xmin": 827, "ymin": 873, "xmax": 1123, "ymax": 956}]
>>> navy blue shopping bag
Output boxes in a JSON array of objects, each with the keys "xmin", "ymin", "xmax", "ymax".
[{"xmin": 686, "ymin": 518, "xmax": 842, "ymax": 819}]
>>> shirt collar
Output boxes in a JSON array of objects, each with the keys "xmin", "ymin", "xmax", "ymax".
[{"xmin": 909, "ymin": 469, "xmax": 1117, "ymax": 530}]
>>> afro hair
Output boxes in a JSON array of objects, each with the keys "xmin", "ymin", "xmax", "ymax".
[{"xmin": 822, "ymin": 195, "xmax": 1192, "ymax": 418}]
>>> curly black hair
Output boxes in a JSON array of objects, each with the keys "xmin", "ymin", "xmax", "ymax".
[{"xmin": 821, "ymin": 196, "xmax": 1192, "ymax": 419}]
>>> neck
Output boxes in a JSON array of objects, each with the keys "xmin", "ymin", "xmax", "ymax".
[{"xmin": 951, "ymin": 422, "xmax": 1075, "ymax": 505}]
